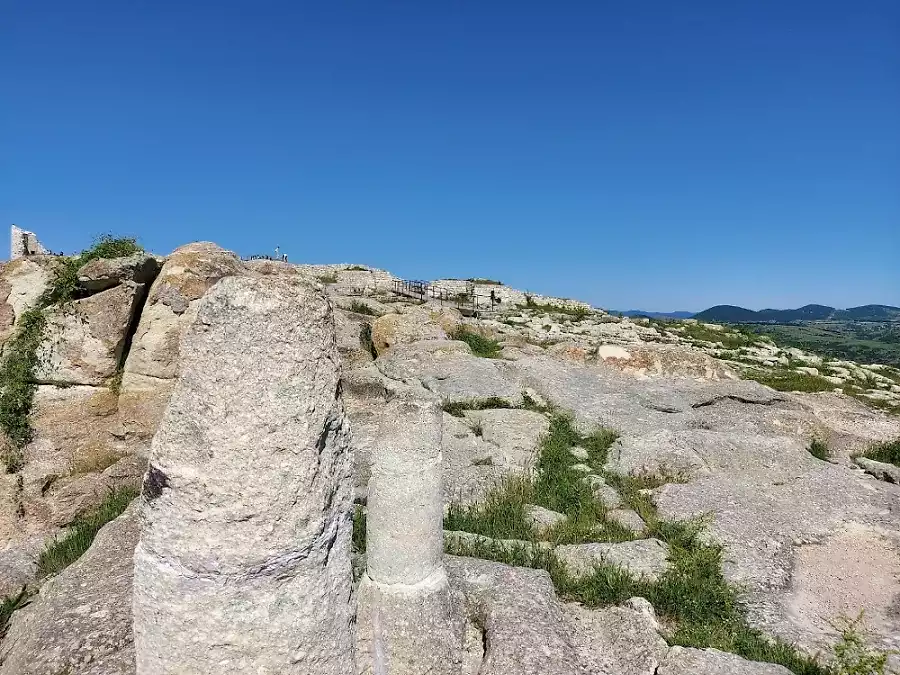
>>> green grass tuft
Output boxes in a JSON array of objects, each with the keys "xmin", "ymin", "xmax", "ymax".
[
  {"xmin": 0, "ymin": 586, "xmax": 32, "ymax": 639},
  {"xmin": 743, "ymin": 369, "xmax": 835, "ymax": 393},
  {"xmin": 441, "ymin": 396, "xmax": 515, "ymax": 417},
  {"xmin": 37, "ymin": 486, "xmax": 138, "ymax": 578},
  {"xmin": 450, "ymin": 326, "xmax": 503, "ymax": 358},
  {"xmin": 348, "ymin": 300, "xmax": 377, "ymax": 316},
  {"xmin": 444, "ymin": 408, "xmax": 828, "ymax": 675},
  {"xmin": 860, "ymin": 438, "xmax": 900, "ymax": 467},
  {"xmin": 0, "ymin": 309, "xmax": 47, "ymax": 467},
  {"xmin": 316, "ymin": 271, "xmax": 338, "ymax": 284},
  {"xmin": 808, "ymin": 438, "xmax": 830, "ymax": 461}
]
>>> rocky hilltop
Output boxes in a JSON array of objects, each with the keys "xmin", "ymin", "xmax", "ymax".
[{"xmin": 0, "ymin": 237, "xmax": 898, "ymax": 675}]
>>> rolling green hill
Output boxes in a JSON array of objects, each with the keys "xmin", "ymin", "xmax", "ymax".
[{"xmin": 694, "ymin": 303, "xmax": 900, "ymax": 323}]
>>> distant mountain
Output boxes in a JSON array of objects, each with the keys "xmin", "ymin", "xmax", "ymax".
[
  {"xmin": 616, "ymin": 310, "xmax": 695, "ymax": 319},
  {"xmin": 693, "ymin": 303, "xmax": 900, "ymax": 323}
]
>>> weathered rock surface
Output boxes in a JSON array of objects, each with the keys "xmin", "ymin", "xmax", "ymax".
[
  {"xmin": 525, "ymin": 504, "xmax": 567, "ymax": 533},
  {"xmin": 0, "ymin": 257, "xmax": 53, "ymax": 345},
  {"xmin": 855, "ymin": 456, "xmax": 900, "ymax": 483},
  {"xmin": 370, "ymin": 305, "xmax": 460, "ymax": 354},
  {"xmin": 120, "ymin": 242, "xmax": 242, "ymax": 439},
  {"xmin": 0, "ymin": 385, "xmax": 144, "ymax": 593},
  {"xmin": 35, "ymin": 282, "xmax": 145, "ymax": 385},
  {"xmin": 377, "ymin": 340, "xmax": 523, "ymax": 403},
  {"xmin": 0, "ymin": 504, "xmax": 139, "ymax": 675},
  {"xmin": 658, "ymin": 646, "xmax": 793, "ymax": 674},
  {"xmin": 565, "ymin": 599, "xmax": 668, "ymax": 675},
  {"xmin": 132, "ymin": 275, "xmax": 354, "ymax": 674},
  {"xmin": 447, "ymin": 556, "xmax": 583, "ymax": 675},
  {"xmin": 556, "ymin": 539, "xmax": 670, "ymax": 581},
  {"xmin": 77, "ymin": 254, "xmax": 161, "ymax": 292}
]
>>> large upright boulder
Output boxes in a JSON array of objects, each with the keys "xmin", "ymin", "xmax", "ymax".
[
  {"xmin": 132, "ymin": 275, "xmax": 354, "ymax": 675},
  {"xmin": 119, "ymin": 242, "xmax": 242, "ymax": 438}
]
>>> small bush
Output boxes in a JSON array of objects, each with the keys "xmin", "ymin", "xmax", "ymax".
[
  {"xmin": 37, "ymin": 486, "xmax": 138, "ymax": 577},
  {"xmin": 348, "ymin": 300, "xmax": 377, "ymax": 316},
  {"xmin": 808, "ymin": 439, "xmax": 830, "ymax": 461},
  {"xmin": 450, "ymin": 326, "xmax": 503, "ymax": 358},
  {"xmin": 345, "ymin": 265, "xmax": 369, "ymax": 271},
  {"xmin": 467, "ymin": 278, "xmax": 503, "ymax": 286},
  {"xmin": 861, "ymin": 438, "xmax": 900, "ymax": 467},
  {"xmin": 317, "ymin": 272, "xmax": 338, "ymax": 284},
  {"xmin": 42, "ymin": 234, "xmax": 143, "ymax": 306},
  {"xmin": 830, "ymin": 612, "xmax": 894, "ymax": 675}
]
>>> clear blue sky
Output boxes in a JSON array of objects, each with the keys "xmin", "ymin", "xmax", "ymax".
[{"xmin": 3, "ymin": 1, "xmax": 898, "ymax": 311}]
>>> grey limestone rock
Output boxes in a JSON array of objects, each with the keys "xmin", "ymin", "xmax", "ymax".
[
  {"xmin": 556, "ymin": 539, "xmax": 670, "ymax": 581},
  {"xmin": 0, "ymin": 505, "xmax": 139, "ymax": 675},
  {"xmin": 132, "ymin": 274, "xmax": 354, "ymax": 675}
]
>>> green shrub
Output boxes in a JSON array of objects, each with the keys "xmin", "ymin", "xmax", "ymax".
[
  {"xmin": 317, "ymin": 272, "xmax": 338, "ymax": 284},
  {"xmin": 441, "ymin": 396, "xmax": 515, "ymax": 417},
  {"xmin": 467, "ymin": 278, "xmax": 503, "ymax": 285},
  {"xmin": 0, "ymin": 309, "xmax": 47, "ymax": 468},
  {"xmin": 42, "ymin": 234, "xmax": 142, "ymax": 306},
  {"xmin": 37, "ymin": 486, "xmax": 138, "ymax": 577},
  {"xmin": 450, "ymin": 326, "xmax": 502, "ymax": 358},
  {"xmin": 348, "ymin": 300, "xmax": 377, "ymax": 316},
  {"xmin": 345, "ymin": 265, "xmax": 369, "ymax": 271},
  {"xmin": 830, "ymin": 612, "xmax": 894, "ymax": 675}
]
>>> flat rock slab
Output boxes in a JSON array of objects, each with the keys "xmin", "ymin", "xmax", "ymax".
[
  {"xmin": 658, "ymin": 647, "xmax": 793, "ymax": 675},
  {"xmin": 556, "ymin": 539, "xmax": 670, "ymax": 581},
  {"xmin": 377, "ymin": 340, "xmax": 523, "ymax": 403},
  {"xmin": 782, "ymin": 522, "xmax": 900, "ymax": 655},
  {"xmin": 565, "ymin": 600, "xmax": 668, "ymax": 675},
  {"xmin": 0, "ymin": 505, "xmax": 139, "ymax": 675}
]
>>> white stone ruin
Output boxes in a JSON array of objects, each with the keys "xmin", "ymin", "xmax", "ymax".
[{"xmin": 10, "ymin": 225, "xmax": 48, "ymax": 260}]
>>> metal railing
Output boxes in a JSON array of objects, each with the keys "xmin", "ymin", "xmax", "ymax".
[{"xmin": 391, "ymin": 279, "xmax": 502, "ymax": 315}]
